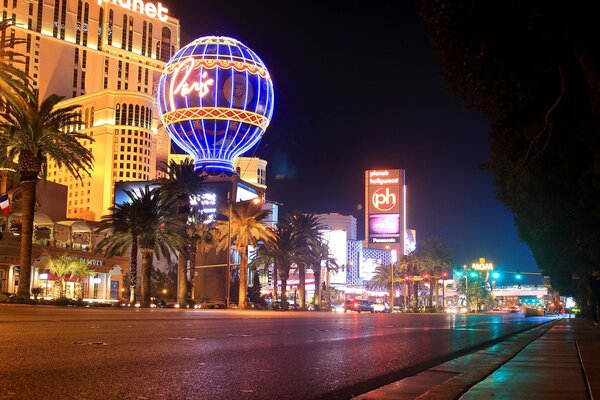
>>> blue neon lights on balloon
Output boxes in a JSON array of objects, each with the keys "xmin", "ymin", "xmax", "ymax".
[{"xmin": 157, "ymin": 36, "xmax": 274, "ymax": 173}]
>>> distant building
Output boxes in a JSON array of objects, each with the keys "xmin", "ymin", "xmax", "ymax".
[{"xmin": 314, "ymin": 213, "xmax": 357, "ymax": 240}]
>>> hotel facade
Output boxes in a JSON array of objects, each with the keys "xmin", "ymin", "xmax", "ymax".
[
  {"xmin": 0, "ymin": 0, "xmax": 179, "ymax": 300},
  {"xmin": 1, "ymin": 0, "xmax": 179, "ymax": 221}
]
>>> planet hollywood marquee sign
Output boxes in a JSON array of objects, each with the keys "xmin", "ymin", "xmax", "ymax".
[{"xmin": 97, "ymin": 0, "xmax": 169, "ymax": 22}]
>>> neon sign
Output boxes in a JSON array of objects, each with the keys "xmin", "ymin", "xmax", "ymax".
[
  {"xmin": 157, "ymin": 36, "xmax": 275, "ymax": 173},
  {"xmin": 97, "ymin": 0, "xmax": 169, "ymax": 22},
  {"xmin": 372, "ymin": 187, "xmax": 397, "ymax": 211}
]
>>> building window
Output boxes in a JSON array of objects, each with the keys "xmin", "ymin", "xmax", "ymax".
[
  {"xmin": 97, "ymin": 7, "xmax": 103, "ymax": 50},
  {"xmin": 141, "ymin": 21, "xmax": 147, "ymax": 56},
  {"xmin": 82, "ymin": 50, "xmax": 87, "ymax": 69},
  {"xmin": 160, "ymin": 27, "xmax": 171, "ymax": 62},
  {"xmin": 60, "ymin": 0, "xmax": 67, "ymax": 39},
  {"xmin": 36, "ymin": 0, "xmax": 43, "ymax": 33},
  {"xmin": 107, "ymin": 9, "xmax": 113, "ymax": 45},
  {"xmin": 147, "ymin": 23, "xmax": 153, "ymax": 57},
  {"xmin": 121, "ymin": 15, "xmax": 127, "ymax": 49},
  {"xmin": 76, "ymin": 0, "xmax": 82, "ymax": 44},
  {"xmin": 127, "ymin": 16, "xmax": 133, "ymax": 51},
  {"xmin": 82, "ymin": 2, "xmax": 89, "ymax": 47},
  {"xmin": 52, "ymin": 0, "xmax": 60, "ymax": 37}
]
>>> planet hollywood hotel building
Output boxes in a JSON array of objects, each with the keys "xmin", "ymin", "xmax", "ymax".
[
  {"xmin": 0, "ymin": 0, "xmax": 179, "ymax": 299},
  {"xmin": 1, "ymin": 0, "xmax": 179, "ymax": 221}
]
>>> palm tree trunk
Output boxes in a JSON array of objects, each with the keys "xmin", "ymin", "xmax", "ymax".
[
  {"xmin": 189, "ymin": 246, "xmax": 197, "ymax": 300},
  {"xmin": 238, "ymin": 248, "xmax": 248, "ymax": 309},
  {"xmin": 299, "ymin": 263, "xmax": 306, "ymax": 308},
  {"xmin": 313, "ymin": 267, "xmax": 321, "ymax": 307},
  {"xmin": 414, "ymin": 281, "xmax": 419, "ymax": 309},
  {"xmin": 16, "ymin": 180, "xmax": 36, "ymax": 299},
  {"xmin": 434, "ymin": 279, "xmax": 440, "ymax": 311},
  {"xmin": 129, "ymin": 238, "xmax": 138, "ymax": 305},
  {"xmin": 177, "ymin": 251, "xmax": 187, "ymax": 308},
  {"xmin": 140, "ymin": 249, "xmax": 153, "ymax": 307},
  {"xmin": 272, "ymin": 267, "xmax": 278, "ymax": 302},
  {"xmin": 280, "ymin": 276, "xmax": 288, "ymax": 310},
  {"xmin": 325, "ymin": 268, "xmax": 331, "ymax": 307}
]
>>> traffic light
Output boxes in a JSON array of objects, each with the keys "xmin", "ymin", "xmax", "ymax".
[
  {"xmin": 492, "ymin": 272, "xmax": 500, "ymax": 279},
  {"xmin": 469, "ymin": 271, "xmax": 478, "ymax": 278}
]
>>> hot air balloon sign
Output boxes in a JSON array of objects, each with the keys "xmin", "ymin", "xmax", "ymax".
[{"xmin": 157, "ymin": 36, "xmax": 275, "ymax": 173}]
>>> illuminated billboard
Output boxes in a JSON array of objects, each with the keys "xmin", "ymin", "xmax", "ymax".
[{"xmin": 365, "ymin": 169, "xmax": 406, "ymax": 251}]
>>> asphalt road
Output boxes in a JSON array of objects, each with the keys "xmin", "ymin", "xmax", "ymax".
[{"xmin": 0, "ymin": 305, "xmax": 550, "ymax": 400}]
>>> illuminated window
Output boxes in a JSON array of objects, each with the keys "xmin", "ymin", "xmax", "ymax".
[{"xmin": 141, "ymin": 21, "xmax": 147, "ymax": 56}]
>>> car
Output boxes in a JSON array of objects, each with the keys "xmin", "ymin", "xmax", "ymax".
[
  {"xmin": 372, "ymin": 301, "xmax": 391, "ymax": 313},
  {"xmin": 343, "ymin": 299, "xmax": 374, "ymax": 313},
  {"xmin": 509, "ymin": 305, "xmax": 521, "ymax": 313}
]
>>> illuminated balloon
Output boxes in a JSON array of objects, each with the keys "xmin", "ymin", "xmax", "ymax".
[{"xmin": 157, "ymin": 36, "xmax": 274, "ymax": 173}]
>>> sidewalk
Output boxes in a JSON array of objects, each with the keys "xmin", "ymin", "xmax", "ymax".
[{"xmin": 357, "ymin": 317, "xmax": 599, "ymax": 400}]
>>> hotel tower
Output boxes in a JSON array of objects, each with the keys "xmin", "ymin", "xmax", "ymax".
[{"xmin": 1, "ymin": 0, "xmax": 179, "ymax": 221}]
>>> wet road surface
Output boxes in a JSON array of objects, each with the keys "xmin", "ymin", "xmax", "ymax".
[{"xmin": 0, "ymin": 305, "xmax": 550, "ymax": 399}]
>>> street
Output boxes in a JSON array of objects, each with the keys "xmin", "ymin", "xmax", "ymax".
[{"xmin": 0, "ymin": 305, "xmax": 550, "ymax": 400}]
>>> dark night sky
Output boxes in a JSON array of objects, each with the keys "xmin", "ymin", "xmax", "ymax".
[{"xmin": 167, "ymin": 1, "xmax": 539, "ymax": 273}]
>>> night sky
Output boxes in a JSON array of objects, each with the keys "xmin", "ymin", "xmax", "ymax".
[{"xmin": 167, "ymin": 1, "xmax": 539, "ymax": 274}]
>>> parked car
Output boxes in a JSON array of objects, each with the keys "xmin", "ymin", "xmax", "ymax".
[
  {"xmin": 343, "ymin": 299, "xmax": 374, "ymax": 313},
  {"xmin": 509, "ymin": 305, "xmax": 521, "ymax": 313}
]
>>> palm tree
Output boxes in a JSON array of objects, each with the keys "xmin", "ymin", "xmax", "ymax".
[
  {"xmin": 321, "ymin": 243, "xmax": 340, "ymax": 308},
  {"xmin": 415, "ymin": 236, "xmax": 453, "ymax": 310},
  {"xmin": 70, "ymin": 258, "xmax": 94, "ymax": 301},
  {"xmin": 134, "ymin": 186, "xmax": 185, "ymax": 307},
  {"xmin": 153, "ymin": 159, "xmax": 205, "ymax": 308},
  {"xmin": 397, "ymin": 253, "xmax": 424, "ymax": 309},
  {"xmin": 253, "ymin": 224, "xmax": 297, "ymax": 310},
  {"xmin": 369, "ymin": 263, "xmax": 401, "ymax": 307},
  {"xmin": 96, "ymin": 191, "xmax": 143, "ymax": 305},
  {"xmin": 45, "ymin": 253, "xmax": 75, "ymax": 299},
  {"xmin": 0, "ymin": 93, "xmax": 93, "ymax": 299},
  {"xmin": 285, "ymin": 212, "xmax": 323, "ymax": 308},
  {"xmin": 214, "ymin": 201, "xmax": 275, "ymax": 309},
  {"xmin": 250, "ymin": 232, "xmax": 277, "ymax": 301},
  {"xmin": 188, "ymin": 219, "xmax": 216, "ymax": 297}
]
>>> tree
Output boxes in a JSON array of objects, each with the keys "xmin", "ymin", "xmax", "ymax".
[
  {"xmin": 213, "ymin": 201, "xmax": 274, "ymax": 309},
  {"xmin": 317, "ymin": 242, "xmax": 340, "ymax": 308},
  {"xmin": 154, "ymin": 159, "xmax": 205, "ymax": 308},
  {"xmin": 421, "ymin": 2, "xmax": 600, "ymax": 297},
  {"xmin": 69, "ymin": 258, "xmax": 94, "ymax": 301},
  {"xmin": 285, "ymin": 212, "xmax": 323, "ymax": 308},
  {"xmin": 96, "ymin": 190, "xmax": 144, "ymax": 305},
  {"xmin": 135, "ymin": 187, "xmax": 184, "ymax": 307},
  {"xmin": 45, "ymin": 253, "xmax": 73, "ymax": 299},
  {"xmin": 397, "ymin": 253, "xmax": 424, "ymax": 309},
  {"xmin": 0, "ymin": 93, "xmax": 93, "ymax": 299},
  {"xmin": 369, "ymin": 263, "xmax": 401, "ymax": 307},
  {"xmin": 415, "ymin": 236, "xmax": 453, "ymax": 310}
]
